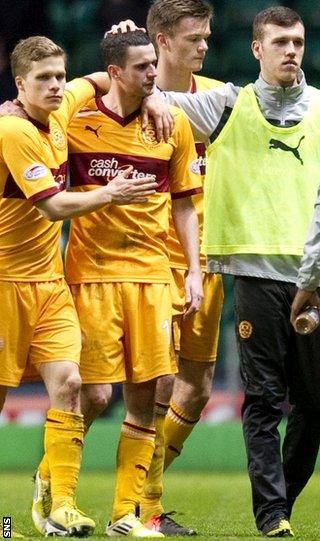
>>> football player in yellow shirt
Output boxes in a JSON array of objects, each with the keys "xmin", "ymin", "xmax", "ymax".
[
  {"xmin": 64, "ymin": 30, "xmax": 203, "ymax": 537},
  {"xmin": 0, "ymin": 35, "xmax": 157, "ymax": 537},
  {"xmin": 102, "ymin": 1, "xmax": 224, "ymax": 535}
]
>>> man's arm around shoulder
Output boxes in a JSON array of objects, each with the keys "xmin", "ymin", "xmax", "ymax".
[{"xmin": 36, "ymin": 167, "xmax": 158, "ymax": 221}]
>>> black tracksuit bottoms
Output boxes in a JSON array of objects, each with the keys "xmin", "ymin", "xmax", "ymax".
[{"xmin": 234, "ymin": 276, "xmax": 320, "ymax": 532}]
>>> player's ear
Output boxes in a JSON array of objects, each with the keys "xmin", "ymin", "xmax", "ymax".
[
  {"xmin": 157, "ymin": 32, "xmax": 169, "ymax": 50},
  {"xmin": 108, "ymin": 65, "xmax": 121, "ymax": 80},
  {"xmin": 15, "ymin": 75, "xmax": 25, "ymax": 92},
  {"xmin": 251, "ymin": 40, "xmax": 262, "ymax": 60}
]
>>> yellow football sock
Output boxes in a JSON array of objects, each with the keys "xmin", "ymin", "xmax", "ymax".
[
  {"xmin": 38, "ymin": 453, "xmax": 50, "ymax": 482},
  {"xmin": 112, "ymin": 421, "xmax": 156, "ymax": 523},
  {"xmin": 38, "ymin": 414, "xmax": 88, "ymax": 484},
  {"xmin": 44, "ymin": 408, "xmax": 84, "ymax": 511},
  {"xmin": 37, "ymin": 415, "xmax": 94, "ymax": 485},
  {"xmin": 164, "ymin": 401, "xmax": 199, "ymax": 470},
  {"xmin": 140, "ymin": 403, "xmax": 169, "ymax": 522}
]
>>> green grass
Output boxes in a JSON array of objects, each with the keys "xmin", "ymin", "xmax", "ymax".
[{"xmin": 0, "ymin": 471, "xmax": 319, "ymax": 540}]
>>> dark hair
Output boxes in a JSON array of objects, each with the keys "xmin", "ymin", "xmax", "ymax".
[
  {"xmin": 10, "ymin": 36, "xmax": 66, "ymax": 78},
  {"xmin": 147, "ymin": 0, "xmax": 212, "ymax": 49},
  {"xmin": 253, "ymin": 6, "xmax": 303, "ymax": 41},
  {"xmin": 101, "ymin": 30, "xmax": 151, "ymax": 68}
]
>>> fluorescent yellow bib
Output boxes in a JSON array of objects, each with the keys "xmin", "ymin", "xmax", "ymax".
[{"xmin": 202, "ymin": 84, "xmax": 320, "ymax": 256}]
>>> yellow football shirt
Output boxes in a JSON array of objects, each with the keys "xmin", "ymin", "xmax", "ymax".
[
  {"xmin": 65, "ymin": 97, "xmax": 202, "ymax": 284},
  {"xmin": 166, "ymin": 74, "xmax": 224, "ymax": 270},
  {"xmin": 0, "ymin": 78, "xmax": 96, "ymax": 281}
]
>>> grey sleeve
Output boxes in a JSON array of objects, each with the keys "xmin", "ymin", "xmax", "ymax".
[
  {"xmin": 163, "ymin": 82, "xmax": 239, "ymax": 142},
  {"xmin": 297, "ymin": 191, "xmax": 320, "ymax": 290}
]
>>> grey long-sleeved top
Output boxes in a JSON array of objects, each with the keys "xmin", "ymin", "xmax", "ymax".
[
  {"xmin": 296, "ymin": 192, "xmax": 320, "ymax": 290},
  {"xmin": 164, "ymin": 70, "xmax": 320, "ymax": 286}
]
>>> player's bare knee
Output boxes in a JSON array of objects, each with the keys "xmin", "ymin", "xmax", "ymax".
[
  {"xmin": 199, "ymin": 377, "xmax": 213, "ymax": 406},
  {"xmin": 156, "ymin": 374, "xmax": 174, "ymax": 404},
  {"xmin": 184, "ymin": 391, "xmax": 207, "ymax": 415},
  {"xmin": 196, "ymin": 386, "xmax": 211, "ymax": 411},
  {"xmin": 173, "ymin": 377, "xmax": 211, "ymax": 416},
  {"xmin": 82, "ymin": 384, "xmax": 112, "ymax": 412},
  {"xmin": 64, "ymin": 372, "xmax": 82, "ymax": 398},
  {"xmin": 88, "ymin": 390, "xmax": 111, "ymax": 414},
  {"xmin": 122, "ymin": 379, "xmax": 157, "ymax": 425}
]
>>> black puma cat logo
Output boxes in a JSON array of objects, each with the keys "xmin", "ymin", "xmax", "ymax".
[
  {"xmin": 85, "ymin": 125, "xmax": 102, "ymax": 137},
  {"xmin": 269, "ymin": 135, "xmax": 305, "ymax": 165}
]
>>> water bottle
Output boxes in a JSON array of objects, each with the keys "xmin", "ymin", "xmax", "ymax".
[{"xmin": 294, "ymin": 306, "xmax": 320, "ymax": 335}]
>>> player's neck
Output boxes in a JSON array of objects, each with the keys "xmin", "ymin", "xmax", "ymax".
[
  {"xmin": 18, "ymin": 98, "xmax": 50, "ymax": 126},
  {"xmin": 101, "ymin": 87, "xmax": 142, "ymax": 118},
  {"xmin": 156, "ymin": 57, "xmax": 193, "ymax": 92}
]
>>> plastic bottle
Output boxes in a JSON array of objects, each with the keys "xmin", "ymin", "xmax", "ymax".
[{"xmin": 294, "ymin": 306, "xmax": 320, "ymax": 335}]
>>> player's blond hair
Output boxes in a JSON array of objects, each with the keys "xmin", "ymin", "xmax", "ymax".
[
  {"xmin": 253, "ymin": 6, "xmax": 303, "ymax": 41},
  {"xmin": 147, "ymin": 0, "xmax": 213, "ymax": 51},
  {"xmin": 10, "ymin": 36, "xmax": 66, "ymax": 78}
]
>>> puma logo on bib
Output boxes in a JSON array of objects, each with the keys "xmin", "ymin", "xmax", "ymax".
[{"xmin": 269, "ymin": 135, "xmax": 305, "ymax": 165}]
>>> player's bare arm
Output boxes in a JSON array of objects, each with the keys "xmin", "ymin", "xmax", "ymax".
[
  {"xmin": 171, "ymin": 196, "xmax": 203, "ymax": 317},
  {"xmin": 141, "ymin": 92, "xmax": 174, "ymax": 143},
  {"xmin": 36, "ymin": 166, "xmax": 157, "ymax": 221}
]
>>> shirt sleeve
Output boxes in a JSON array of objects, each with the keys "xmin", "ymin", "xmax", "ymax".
[
  {"xmin": 58, "ymin": 77, "xmax": 96, "ymax": 125},
  {"xmin": 296, "ymin": 190, "xmax": 320, "ymax": 290},
  {"xmin": 168, "ymin": 107, "xmax": 203, "ymax": 198},
  {"xmin": 0, "ymin": 118, "xmax": 59, "ymax": 201},
  {"xmin": 163, "ymin": 82, "xmax": 239, "ymax": 142}
]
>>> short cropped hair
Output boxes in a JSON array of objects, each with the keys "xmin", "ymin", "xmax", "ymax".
[
  {"xmin": 101, "ymin": 30, "xmax": 151, "ymax": 69},
  {"xmin": 147, "ymin": 0, "xmax": 213, "ymax": 49},
  {"xmin": 10, "ymin": 36, "xmax": 66, "ymax": 78},
  {"xmin": 253, "ymin": 6, "xmax": 303, "ymax": 41}
]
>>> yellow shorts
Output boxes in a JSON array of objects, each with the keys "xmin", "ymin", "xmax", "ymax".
[
  {"xmin": 171, "ymin": 269, "xmax": 223, "ymax": 362},
  {"xmin": 0, "ymin": 279, "xmax": 81, "ymax": 387},
  {"xmin": 70, "ymin": 282, "xmax": 177, "ymax": 384}
]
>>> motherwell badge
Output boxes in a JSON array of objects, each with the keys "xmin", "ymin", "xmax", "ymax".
[
  {"xmin": 138, "ymin": 119, "xmax": 160, "ymax": 149},
  {"xmin": 51, "ymin": 123, "xmax": 67, "ymax": 150},
  {"xmin": 239, "ymin": 320, "xmax": 253, "ymax": 339}
]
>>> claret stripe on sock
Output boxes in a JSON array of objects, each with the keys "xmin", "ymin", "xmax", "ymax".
[
  {"xmin": 168, "ymin": 404, "xmax": 200, "ymax": 426},
  {"xmin": 122, "ymin": 421, "xmax": 156, "ymax": 443},
  {"xmin": 123, "ymin": 421, "xmax": 156, "ymax": 435},
  {"xmin": 167, "ymin": 444, "xmax": 181, "ymax": 456},
  {"xmin": 155, "ymin": 402, "xmax": 169, "ymax": 416}
]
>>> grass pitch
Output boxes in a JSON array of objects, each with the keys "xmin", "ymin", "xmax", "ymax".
[{"xmin": 0, "ymin": 471, "xmax": 319, "ymax": 540}]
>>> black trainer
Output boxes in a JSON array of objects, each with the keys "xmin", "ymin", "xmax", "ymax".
[
  {"xmin": 261, "ymin": 517, "xmax": 294, "ymax": 537},
  {"xmin": 145, "ymin": 511, "xmax": 197, "ymax": 536}
]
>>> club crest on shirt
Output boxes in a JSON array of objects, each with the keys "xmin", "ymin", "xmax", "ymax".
[
  {"xmin": 138, "ymin": 120, "xmax": 160, "ymax": 148},
  {"xmin": 239, "ymin": 320, "xmax": 253, "ymax": 339},
  {"xmin": 51, "ymin": 123, "xmax": 67, "ymax": 150}
]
